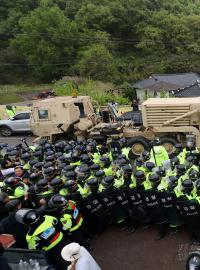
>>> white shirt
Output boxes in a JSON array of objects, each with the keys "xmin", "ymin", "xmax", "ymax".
[{"xmin": 68, "ymin": 247, "xmax": 101, "ymax": 270}]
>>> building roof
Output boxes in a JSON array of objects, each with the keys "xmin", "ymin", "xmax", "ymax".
[
  {"xmin": 142, "ymin": 97, "xmax": 200, "ymax": 106},
  {"xmin": 132, "ymin": 73, "xmax": 200, "ymax": 91},
  {"xmin": 173, "ymin": 81, "xmax": 200, "ymax": 97}
]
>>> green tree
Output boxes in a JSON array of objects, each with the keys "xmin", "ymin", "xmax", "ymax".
[
  {"xmin": 76, "ymin": 44, "xmax": 117, "ymax": 81},
  {"xmin": 11, "ymin": 3, "xmax": 79, "ymax": 80}
]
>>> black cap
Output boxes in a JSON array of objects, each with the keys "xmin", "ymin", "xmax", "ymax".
[
  {"xmin": 102, "ymin": 175, "xmax": 114, "ymax": 187},
  {"xmin": 65, "ymin": 171, "xmax": 76, "ymax": 180},
  {"xmin": 176, "ymin": 164, "xmax": 186, "ymax": 172},
  {"xmin": 45, "ymin": 150, "xmax": 55, "ymax": 157}
]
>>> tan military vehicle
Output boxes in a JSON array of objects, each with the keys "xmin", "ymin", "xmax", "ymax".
[{"xmin": 30, "ymin": 96, "xmax": 200, "ymax": 158}]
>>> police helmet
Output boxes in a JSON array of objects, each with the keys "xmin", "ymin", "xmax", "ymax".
[
  {"xmin": 134, "ymin": 170, "xmax": 145, "ymax": 180},
  {"xmin": 4, "ymin": 177, "xmax": 20, "ymax": 187},
  {"xmin": 33, "ymin": 150, "xmax": 43, "ymax": 158},
  {"xmin": 44, "ymin": 143, "xmax": 52, "ymax": 151},
  {"xmin": 154, "ymin": 138, "xmax": 161, "ymax": 146},
  {"xmin": 34, "ymin": 162, "xmax": 44, "ymax": 170},
  {"xmin": 189, "ymin": 170, "xmax": 199, "ymax": 182},
  {"xmin": 176, "ymin": 164, "xmax": 186, "ymax": 175},
  {"xmin": 157, "ymin": 167, "xmax": 166, "ymax": 177},
  {"xmin": 16, "ymin": 209, "xmax": 39, "ymax": 225},
  {"xmin": 43, "ymin": 161, "xmax": 53, "ymax": 169},
  {"xmin": 95, "ymin": 170, "xmax": 105, "ymax": 179},
  {"xmin": 90, "ymin": 164, "xmax": 100, "ymax": 173},
  {"xmin": 55, "ymin": 152, "xmax": 63, "ymax": 158},
  {"xmin": 71, "ymin": 151, "xmax": 80, "ymax": 162},
  {"xmin": 136, "ymin": 157, "xmax": 144, "ymax": 167},
  {"xmin": 43, "ymin": 166, "xmax": 55, "ymax": 176},
  {"xmin": 48, "ymin": 195, "xmax": 66, "ymax": 208},
  {"xmin": 36, "ymin": 179, "xmax": 48, "ymax": 192},
  {"xmin": 86, "ymin": 177, "xmax": 99, "ymax": 189},
  {"xmin": 29, "ymin": 172, "xmax": 41, "ymax": 183},
  {"xmin": 146, "ymin": 162, "xmax": 155, "ymax": 171},
  {"xmin": 102, "ymin": 175, "xmax": 115, "ymax": 188},
  {"xmin": 119, "ymin": 137, "xmax": 127, "ymax": 147},
  {"xmin": 149, "ymin": 173, "xmax": 160, "ymax": 183},
  {"xmin": 118, "ymin": 154, "xmax": 127, "ymax": 160},
  {"xmin": 64, "ymin": 144, "xmax": 73, "ymax": 153},
  {"xmin": 80, "ymin": 154, "xmax": 91, "ymax": 163},
  {"xmin": 170, "ymin": 156, "xmax": 180, "ymax": 167},
  {"xmin": 181, "ymin": 179, "xmax": 193, "ymax": 194},
  {"xmin": 122, "ymin": 165, "xmax": 132, "ymax": 174},
  {"xmin": 99, "ymin": 156, "xmax": 111, "ymax": 167},
  {"xmin": 64, "ymin": 180, "xmax": 78, "ymax": 191},
  {"xmin": 29, "ymin": 159, "xmax": 38, "ymax": 167},
  {"xmin": 175, "ymin": 143, "xmax": 183, "ymax": 152},
  {"xmin": 45, "ymin": 150, "xmax": 55, "ymax": 157},
  {"xmin": 64, "ymin": 171, "xmax": 76, "ymax": 180},
  {"xmin": 195, "ymin": 180, "xmax": 200, "ymax": 192},
  {"xmin": 9, "ymin": 150, "xmax": 19, "ymax": 158},
  {"xmin": 65, "ymin": 165, "xmax": 76, "ymax": 172},
  {"xmin": 186, "ymin": 252, "xmax": 200, "ymax": 270},
  {"xmin": 45, "ymin": 155, "xmax": 55, "ymax": 162},
  {"xmin": 142, "ymin": 151, "xmax": 150, "ymax": 161},
  {"xmin": 50, "ymin": 178, "xmax": 63, "ymax": 189},
  {"xmin": 118, "ymin": 159, "xmax": 128, "ymax": 167},
  {"xmin": 21, "ymin": 152, "xmax": 31, "ymax": 161}
]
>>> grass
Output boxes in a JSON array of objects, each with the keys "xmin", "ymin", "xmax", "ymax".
[{"xmin": 0, "ymin": 84, "xmax": 52, "ymax": 105}]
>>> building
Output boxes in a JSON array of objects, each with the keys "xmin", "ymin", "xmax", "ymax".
[
  {"xmin": 172, "ymin": 81, "xmax": 200, "ymax": 97},
  {"xmin": 132, "ymin": 73, "xmax": 200, "ymax": 102}
]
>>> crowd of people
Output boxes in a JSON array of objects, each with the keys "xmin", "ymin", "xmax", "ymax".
[{"xmin": 0, "ymin": 136, "xmax": 200, "ymax": 269}]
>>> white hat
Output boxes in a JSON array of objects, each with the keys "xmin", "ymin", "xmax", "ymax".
[{"xmin": 61, "ymin": 242, "xmax": 81, "ymax": 262}]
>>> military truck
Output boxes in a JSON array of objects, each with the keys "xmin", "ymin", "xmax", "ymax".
[{"xmin": 30, "ymin": 96, "xmax": 200, "ymax": 158}]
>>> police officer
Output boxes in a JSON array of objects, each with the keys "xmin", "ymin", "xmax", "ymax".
[
  {"xmin": 48, "ymin": 195, "xmax": 90, "ymax": 250},
  {"xmin": 15, "ymin": 209, "xmax": 71, "ymax": 269},
  {"xmin": 150, "ymin": 138, "xmax": 169, "ymax": 166},
  {"xmin": 4, "ymin": 176, "xmax": 28, "ymax": 199}
]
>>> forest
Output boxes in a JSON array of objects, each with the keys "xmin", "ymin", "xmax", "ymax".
[{"xmin": 1, "ymin": 0, "xmax": 200, "ymax": 84}]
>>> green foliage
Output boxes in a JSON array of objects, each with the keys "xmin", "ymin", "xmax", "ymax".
[
  {"xmin": 1, "ymin": 0, "xmax": 200, "ymax": 83},
  {"xmin": 54, "ymin": 79, "xmax": 128, "ymax": 105}
]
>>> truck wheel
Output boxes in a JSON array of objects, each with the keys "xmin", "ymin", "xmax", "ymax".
[
  {"xmin": 0, "ymin": 126, "xmax": 12, "ymax": 137},
  {"xmin": 128, "ymin": 136, "xmax": 150, "ymax": 159},
  {"xmin": 160, "ymin": 137, "xmax": 177, "ymax": 156}
]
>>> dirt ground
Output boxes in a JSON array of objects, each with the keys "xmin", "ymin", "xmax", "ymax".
[{"xmin": 92, "ymin": 226, "xmax": 190, "ymax": 270}]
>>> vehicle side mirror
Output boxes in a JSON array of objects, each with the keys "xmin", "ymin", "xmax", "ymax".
[
  {"xmin": 57, "ymin": 123, "xmax": 63, "ymax": 129},
  {"xmin": 10, "ymin": 117, "xmax": 15, "ymax": 121}
]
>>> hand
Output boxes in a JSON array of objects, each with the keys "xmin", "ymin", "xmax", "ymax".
[{"xmin": 39, "ymin": 199, "xmax": 47, "ymax": 205}]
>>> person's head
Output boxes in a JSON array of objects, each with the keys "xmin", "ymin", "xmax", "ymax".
[
  {"xmin": 134, "ymin": 170, "xmax": 146, "ymax": 186},
  {"xmin": 149, "ymin": 173, "xmax": 160, "ymax": 189},
  {"xmin": 181, "ymin": 179, "xmax": 193, "ymax": 195},
  {"xmin": 15, "ymin": 209, "xmax": 40, "ymax": 226},
  {"xmin": 14, "ymin": 166, "xmax": 24, "ymax": 177},
  {"xmin": 61, "ymin": 243, "xmax": 82, "ymax": 262}
]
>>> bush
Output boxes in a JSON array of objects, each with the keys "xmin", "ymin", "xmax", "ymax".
[{"xmin": 54, "ymin": 78, "xmax": 129, "ymax": 105}]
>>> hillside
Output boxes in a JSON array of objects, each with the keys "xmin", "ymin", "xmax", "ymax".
[{"xmin": 1, "ymin": 0, "xmax": 200, "ymax": 84}]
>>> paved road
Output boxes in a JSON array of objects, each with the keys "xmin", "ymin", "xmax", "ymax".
[
  {"xmin": 92, "ymin": 227, "xmax": 189, "ymax": 270},
  {"xmin": 0, "ymin": 135, "xmax": 36, "ymax": 146},
  {"xmin": 1, "ymin": 135, "xmax": 190, "ymax": 270}
]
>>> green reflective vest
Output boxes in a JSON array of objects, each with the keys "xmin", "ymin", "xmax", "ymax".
[
  {"xmin": 150, "ymin": 146, "xmax": 169, "ymax": 166},
  {"xmin": 26, "ymin": 215, "xmax": 63, "ymax": 251}
]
